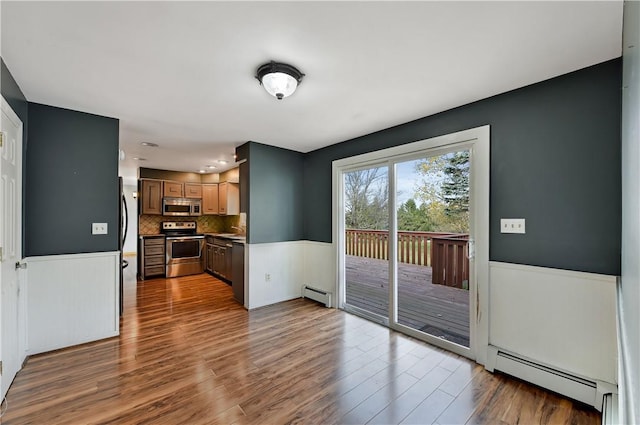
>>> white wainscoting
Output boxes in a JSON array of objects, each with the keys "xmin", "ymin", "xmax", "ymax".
[
  {"xmin": 302, "ymin": 241, "xmax": 335, "ymax": 302},
  {"xmin": 489, "ymin": 261, "xmax": 617, "ymax": 385},
  {"xmin": 246, "ymin": 241, "xmax": 306, "ymax": 310},
  {"xmin": 26, "ymin": 251, "xmax": 120, "ymax": 355}
]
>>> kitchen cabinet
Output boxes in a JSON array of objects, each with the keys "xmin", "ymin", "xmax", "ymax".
[
  {"xmin": 184, "ymin": 183, "xmax": 202, "ymax": 199},
  {"xmin": 204, "ymin": 236, "xmax": 215, "ymax": 273},
  {"xmin": 218, "ymin": 182, "xmax": 239, "ymax": 215},
  {"xmin": 163, "ymin": 181, "xmax": 183, "ymax": 197},
  {"xmin": 208, "ymin": 237, "xmax": 232, "ymax": 281},
  {"xmin": 139, "ymin": 236, "xmax": 166, "ymax": 279},
  {"xmin": 140, "ymin": 179, "xmax": 163, "ymax": 215},
  {"xmin": 232, "ymin": 242, "xmax": 244, "ymax": 305},
  {"xmin": 202, "ymin": 184, "xmax": 219, "ymax": 214}
]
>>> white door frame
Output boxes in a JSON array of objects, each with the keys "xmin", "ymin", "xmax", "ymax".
[
  {"xmin": 1, "ymin": 96, "xmax": 26, "ymax": 398},
  {"xmin": 332, "ymin": 125, "xmax": 490, "ymax": 363}
]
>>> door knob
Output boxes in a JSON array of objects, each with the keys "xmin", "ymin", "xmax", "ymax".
[{"xmin": 15, "ymin": 261, "xmax": 27, "ymax": 270}]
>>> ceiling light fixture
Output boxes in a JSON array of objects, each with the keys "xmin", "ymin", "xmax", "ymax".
[
  {"xmin": 133, "ymin": 157, "xmax": 147, "ymax": 161},
  {"xmin": 207, "ymin": 165, "xmax": 216, "ymax": 169},
  {"xmin": 218, "ymin": 160, "xmax": 228, "ymax": 165},
  {"xmin": 256, "ymin": 61, "xmax": 305, "ymax": 100},
  {"xmin": 141, "ymin": 142, "xmax": 159, "ymax": 147},
  {"xmin": 199, "ymin": 169, "xmax": 206, "ymax": 173}
]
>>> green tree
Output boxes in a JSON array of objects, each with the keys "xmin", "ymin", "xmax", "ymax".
[
  {"xmin": 442, "ymin": 151, "xmax": 469, "ymax": 217},
  {"xmin": 344, "ymin": 168, "xmax": 388, "ymax": 230},
  {"xmin": 413, "ymin": 150, "xmax": 470, "ymax": 233},
  {"xmin": 397, "ymin": 199, "xmax": 433, "ymax": 231}
]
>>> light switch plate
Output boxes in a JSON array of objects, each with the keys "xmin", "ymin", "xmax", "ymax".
[
  {"xmin": 92, "ymin": 223, "xmax": 108, "ymax": 235},
  {"xmin": 501, "ymin": 218, "xmax": 525, "ymax": 234}
]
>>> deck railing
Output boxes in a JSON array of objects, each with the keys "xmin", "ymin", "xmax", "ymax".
[{"xmin": 345, "ymin": 229, "xmax": 469, "ymax": 289}]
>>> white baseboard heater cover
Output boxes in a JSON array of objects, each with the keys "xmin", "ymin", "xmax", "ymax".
[
  {"xmin": 302, "ymin": 285, "xmax": 332, "ymax": 308},
  {"xmin": 485, "ymin": 345, "xmax": 616, "ymax": 411}
]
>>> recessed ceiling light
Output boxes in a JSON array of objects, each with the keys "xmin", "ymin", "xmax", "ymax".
[
  {"xmin": 133, "ymin": 157, "xmax": 147, "ymax": 161},
  {"xmin": 207, "ymin": 165, "xmax": 216, "ymax": 169},
  {"xmin": 199, "ymin": 170, "xmax": 206, "ymax": 173},
  {"xmin": 141, "ymin": 142, "xmax": 159, "ymax": 147},
  {"xmin": 218, "ymin": 160, "xmax": 228, "ymax": 165}
]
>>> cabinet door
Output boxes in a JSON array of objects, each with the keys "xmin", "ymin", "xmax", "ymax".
[
  {"xmin": 218, "ymin": 182, "xmax": 239, "ymax": 215},
  {"xmin": 163, "ymin": 181, "xmax": 183, "ymax": 197},
  {"xmin": 141, "ymin": 179, "xmax": 163, "ymax": 215},
  {"xmin": 184, "ymin": 183, "xmax": 202, "ymax": 198},
  {"xmin": 225, "ymin": 183, "xmax": 240, "ymax": 215},
  {"xmin": 202, "ymin": 184, "xmax": 219, "ymax": 214},
  {"xmin": 219, "ymin": 246, "xmax": 227, "ymax": 278},
  {"xmin": 218, "ymin": 182, "xmax": 228, "ymax": 214}
]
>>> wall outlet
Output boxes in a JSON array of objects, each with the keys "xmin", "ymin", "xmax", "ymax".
[
  {"xmin": 92, "ymin": 223, "xmax": 108, "ymax": 235},
  {"xmin": 500, "ymin": 218, "xmax": 525, "ymax": 234},
  {"xmin": 265, "ymin": 273, "xmax": 271, "ymax": 282}
]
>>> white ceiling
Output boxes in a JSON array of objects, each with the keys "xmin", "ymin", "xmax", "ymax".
[{"xmin": 1, "ymin": 1, "xmax": 623, "ymax": 185}]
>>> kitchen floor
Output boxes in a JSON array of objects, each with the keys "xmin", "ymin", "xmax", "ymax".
[{"xmin": 1, "ymin": 257, "xmax": 601, "ymax": 424}]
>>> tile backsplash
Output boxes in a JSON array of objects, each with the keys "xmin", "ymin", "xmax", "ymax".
[{"xmin": 139, "ymin": 215, "xmax": 240, "ymax": 235}]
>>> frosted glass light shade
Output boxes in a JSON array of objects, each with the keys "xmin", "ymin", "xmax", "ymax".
[
  {"xmin": 261, "ymin": 72, "xmax": 298, "ymax": 100},
  {"xmin": 256, "ymin": 61, "xmax": 305, "ymax": 100}
]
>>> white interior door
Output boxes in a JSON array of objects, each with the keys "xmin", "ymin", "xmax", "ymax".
[{"xmin": 1, "ymin": 97, "xmax": 24, "ymax": 398}]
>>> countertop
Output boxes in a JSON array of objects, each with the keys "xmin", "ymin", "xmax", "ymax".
[
  {"xmin": 205, "ymin": 233, "xmax": 246, "ymax": 244},
  {"xmin": 139, "ymin": 234, "xmax": 165, "ymax": 238},
  {"xmin": 139, "ymin": 233, "xmax": 245, "ymax": 244}
]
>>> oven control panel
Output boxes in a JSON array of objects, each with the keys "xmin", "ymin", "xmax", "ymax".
[{"xmin": 162, "ymin": 221, "xmax": 196, "ymax": 231}]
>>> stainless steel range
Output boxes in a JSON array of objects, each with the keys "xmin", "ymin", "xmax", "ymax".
[{"xmin": 162, "ymin": 221, "xmax": 205, "ymax": 277}]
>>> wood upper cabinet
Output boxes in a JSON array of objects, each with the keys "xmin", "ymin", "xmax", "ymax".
[
  {"xmin": 184, "ymin": 183, "xmax": 202, "ymax": 199},
  {"xmin": 163, "ymin": 181, "xmax": 183, "ymax": 197},
  {"xmin": 202, "ymin": 184, "xmax": 219, "ymax": 214},
  {"xmin": 140, "ymin": 179, "xmax": 163, "ymax": 215},
  {"xmin": 218, "ymin": 182, "xmax": 239, "ymax": 215}
]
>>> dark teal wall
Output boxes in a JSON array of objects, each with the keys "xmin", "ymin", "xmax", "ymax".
[
  {"xmin": 304, "ymin": 59, "xmax": 622, "ymax": 276},
  {"xmin": 26, "ymin": 103, "xmax": 119, "ymax": 256},
  {"xmin": 241, "ymin": 142, "xmax": 304, "ymax": 244}
]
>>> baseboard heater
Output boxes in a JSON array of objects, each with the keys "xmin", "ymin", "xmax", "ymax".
[
  {"xmin": 486, "ymin": 345, "xmax": 616, "ymax": 411},
  {"xmin": 301, "ymin": 285, "xmax": 332, "ymax": 308}
]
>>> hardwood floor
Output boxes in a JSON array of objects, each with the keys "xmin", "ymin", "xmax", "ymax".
[{"xmin": 2, "ymin": 267, "xmax": 600, "ymax": 424}]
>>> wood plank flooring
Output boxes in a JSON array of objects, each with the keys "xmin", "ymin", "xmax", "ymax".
[
  {"xmin": 1, "ymin": 264, "xmax": 600, "ymax": 424},
  {"xmin": 346, "ymin": 255, "xmax": 470, "ymax": 346}
]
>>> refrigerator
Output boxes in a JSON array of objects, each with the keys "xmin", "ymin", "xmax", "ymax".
[{"xmin": 118, "ymin": 177, "xmax": 129, "ymax": 316}]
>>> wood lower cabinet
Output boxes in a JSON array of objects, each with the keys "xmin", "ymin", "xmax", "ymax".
[
  {"xmin": 139, "ymin": 236, "xmax": 166, "ymax": 279},
  {"xmin": 205, "ymin": 237, "xmax": 215, "ymax": 273},
  {"xmin": 202, "ymin": 184, "xmax": 219, "ymax": 214},
  {"xmin": 140, "ymin": 179, "xmax": 163, "ymax": 215},
  {"xmin": 163, "ymin": 181, "xmax": 183, "ymax": 197},
  {"xmin": 184, "ymin": 183, "xmax": 202, "ymax": 198},
  {"xmin": 218, "ymin": 182, "xmax": 239, "ymax": 215}
]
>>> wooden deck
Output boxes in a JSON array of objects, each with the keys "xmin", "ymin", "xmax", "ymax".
[{"xmin": 345, "ymin": 255, "xmax": 470, "ymax": 346}]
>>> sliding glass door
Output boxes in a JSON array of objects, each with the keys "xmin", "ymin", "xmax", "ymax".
[
  {"xmin": 395, "ymin": 151, "xmax": 470, "ymax": 348},
  {"xmin": 343, "ymin": 165, "xmax": 390, "ymax": 325},
  {"xmin": 335, "ymin": 126, "xmax": 490, "ymax": 359}
]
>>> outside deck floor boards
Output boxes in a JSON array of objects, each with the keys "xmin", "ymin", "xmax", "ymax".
[{"xmin": 346, "ymin": 255, "xmax": 470, "ymax": 346}]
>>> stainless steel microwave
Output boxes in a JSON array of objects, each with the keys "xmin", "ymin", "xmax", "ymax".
[{"xmin": 162, "ymin": 197, "xmax": 202, "ymax": 216}]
